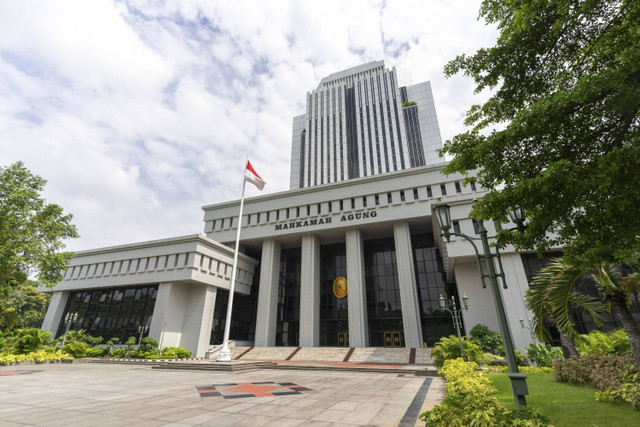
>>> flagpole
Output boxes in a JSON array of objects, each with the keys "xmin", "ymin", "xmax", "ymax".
[{"xmin": 217, "ymin": 154, "xmax": 248, "ymax": 362}]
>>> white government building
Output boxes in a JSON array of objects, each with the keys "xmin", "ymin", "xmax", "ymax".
[{"xmin": 42, "ymin": 61, "xmax": 542, "ymax": 358}]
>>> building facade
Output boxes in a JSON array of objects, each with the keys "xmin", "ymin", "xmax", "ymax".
[
  {"xmin": 44, "ymin": 61, "xmax": 630, "ymax": 358},
  {"xmin": 290, "ymin": 60, "xmax": 442, "ymax": 189}
]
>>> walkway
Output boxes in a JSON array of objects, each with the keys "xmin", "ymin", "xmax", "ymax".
[{"xmin": 0, "ymin": 361, "xmax": 445, "ymax": 426}]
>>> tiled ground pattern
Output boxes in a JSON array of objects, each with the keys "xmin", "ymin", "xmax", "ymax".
[
  {"xmin": 0, "ymin": 370, "xmax": 40, "ymax": 376},
  {"xmin": 0, "ymin": 363, "xmax": 435, "ymax": 426},
  {"xmin": 196, "ymin": 382, "xmax": 311, "ymax": 399}
]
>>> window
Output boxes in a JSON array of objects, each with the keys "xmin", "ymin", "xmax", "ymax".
[
  {"xmin": 427, "ymin": 186, "xmax": 433, "ymax": 198},
  {"xmin": 440, "ymin": 184, "xmax": 447, "ymax": 196},
  {"xmin": 375, "ymin": 194, "xmax": 380, "ymax": 206},
  {"xmin": 453, "ymin": 221, "xmax": 461, "ymax": 234},
  {"xmin": 455, "ymin": 182, "xmax": 462, "ymax": 193},
  {"xmin": 470, "ymin": 181, "xmax": 477, "ymax": 191},
  {"xmin": 400, "ymin": 190, "xmax": 405, "ymax": 202},
  {"xmin": 472, "ymin": 219, "xmax": 480, "ymax": 234},
  {"xmin": 413, "ymin": 188, "xmax": 419, "ymax": 200}
]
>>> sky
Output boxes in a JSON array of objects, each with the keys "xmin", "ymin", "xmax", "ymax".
[{"xmin": 0, "ymin": 0, "xmax": 498, "ymax": 252}]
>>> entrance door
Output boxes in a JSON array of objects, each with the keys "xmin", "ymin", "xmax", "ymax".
[
  {"xmin": 384, "ymin": 331, "xmax": 404, "ymax": 347},
  {"xmin": 338, "ymin": 332, "xmax": 349, "ymax": 347}
]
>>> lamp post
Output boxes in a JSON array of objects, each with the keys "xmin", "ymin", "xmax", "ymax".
[
  {"xmin": 60, "ymin": 312, "xmax": 78, "ymax": 350},
  {"xmin": 433, "ymin": 203, "xmax": 529, "ymax": 410},
  {"xmin": 439, "ymin": 293, "xmax": 469, "ymax": 360},
  {"xmin": 137, "ymin": 324, "xmax": 149, "ymax": 346}
]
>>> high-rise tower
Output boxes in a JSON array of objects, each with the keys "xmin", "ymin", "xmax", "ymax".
[{"xmin": 290, "ymin": 60, "xmax": 442, "ymax": 189}]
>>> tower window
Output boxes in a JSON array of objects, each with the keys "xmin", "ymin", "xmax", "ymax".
[
  {"xmin": 455, "ymin": 182, "xmax": 462, "ymax": 193},
  {"xmin": 427, "ymin": 186, "xmax": 433, "ymax": 198},
  {"xmin": 440, "ymin": 184, "xmax": 447, "ymax": 196}
]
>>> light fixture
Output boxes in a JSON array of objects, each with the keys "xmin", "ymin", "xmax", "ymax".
[
  {"xmin": 508, "ymin": 207, "xmax": 526, "ymax": 232},
  {"xmin": 433, "ymin": 204, "xmax": 452, "ymax": 232}
]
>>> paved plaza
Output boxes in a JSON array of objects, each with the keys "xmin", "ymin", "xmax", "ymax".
[{"xmin": 0, "ymin": 362, "xmax": 444, "ymax": 426}]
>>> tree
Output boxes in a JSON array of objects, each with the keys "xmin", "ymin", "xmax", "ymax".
[
  {"xmin": 526, "ymin": 256, "xmax": 640, "ymax": 370},
  {"xmin": 3, "ymin": 280, "xmax": 51, "ymax": 329},
  {"xmin": 441, "ymin": 1, "xmax": 640, "ymax": 265},
  {"xmin": 0, "ymin": 162, "xmax": 79, "ymax": 304},
  {"xmin": 526, "ymin": 258, "xmax": 605, "ymax": 359}
]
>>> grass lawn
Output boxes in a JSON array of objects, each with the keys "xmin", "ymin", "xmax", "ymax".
[{"xmin": 486, "ymin": 372, "xmax": 638, "ymax": 426}]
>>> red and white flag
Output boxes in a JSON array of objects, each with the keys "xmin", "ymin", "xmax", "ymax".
[{"xmin": 245, "ymin": 160, "xmax": 266, "ymax": 190}]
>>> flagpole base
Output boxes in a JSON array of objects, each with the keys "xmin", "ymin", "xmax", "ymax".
[{"xmin": 216, "ymin": 348, "xmax": 231, "ymax": 362}]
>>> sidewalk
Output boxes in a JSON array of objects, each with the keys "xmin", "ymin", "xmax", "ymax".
[{"xmin": 0, "ymin": 361, "xmax": 445, "ymax": 426}]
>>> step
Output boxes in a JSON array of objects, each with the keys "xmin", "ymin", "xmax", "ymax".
[{"xmin": 291, "ymin": 347, "xmax": 351, "ymax": 362}]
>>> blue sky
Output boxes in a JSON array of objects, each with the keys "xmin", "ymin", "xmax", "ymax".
[{"xmin": 0, "ymin": 0, "xmax": 497, "ymax": 251}]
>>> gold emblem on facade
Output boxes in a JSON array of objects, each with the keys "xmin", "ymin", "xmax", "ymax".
[{"xmin": 333, "ymin": 276, "xmax": 348, "ymax": 298}]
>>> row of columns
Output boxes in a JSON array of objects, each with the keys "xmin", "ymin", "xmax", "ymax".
[{"xmin": 254, "ymin": 222, "xmax": 424, "ymax": 348}]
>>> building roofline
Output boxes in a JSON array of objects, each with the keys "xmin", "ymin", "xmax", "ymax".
[{"xmin": 202, "ymin": 161, "xmax": 451, "ymax": 212}]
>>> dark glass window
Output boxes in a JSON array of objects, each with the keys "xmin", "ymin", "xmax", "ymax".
[
  {"xmin": 412, "ymin": 233, "xmax": 461, "ymax": 346},
  {"xmin": 440, "ymin": 184, "xmax": 447, "ymax": 196},
  {"xmin": 276, "ymin": 248, "xmax": 301, "ymax": 346},
  {"xmin": 472, "ymin": 219, "xmax": 480, "ymax": 234},
  {"xmin": 453, "ymin": 221, "xmax": 461, "ymax": 234},
  {"xmin": 320, "ymin": 243, "xmax": 348, "ymax": 346},
  {"xmin": 455, "ymin": 182, "xmax": 462, "ymax": 193},
  {"xmin": 364, "ymin": 238, "xmax": 403, "ymax": 347},
  {"xmin": 57, "ymin": 284, "xmax": 159, "ymax": 342},
  {"xmin": 427, "ymin": 186, "xmax": 433, "ymax": 198}
]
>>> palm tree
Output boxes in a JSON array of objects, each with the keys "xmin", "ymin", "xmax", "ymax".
[{"xmin": 526, "ymin": 256, "xmax": 640, "ymax": 371}]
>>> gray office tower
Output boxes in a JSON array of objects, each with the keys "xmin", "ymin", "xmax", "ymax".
[{"xmin": 290, "ymin": 60, "xmax": 443, "ymax": 189}]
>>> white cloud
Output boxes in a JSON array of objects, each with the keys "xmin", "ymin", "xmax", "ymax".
[{"xmin": 0, "ymin": 0, "xmax": 497, "ymax": 251}]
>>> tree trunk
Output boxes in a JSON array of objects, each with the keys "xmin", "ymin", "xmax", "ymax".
[
  {"xmin": 559, "ymin": 332, "xmax": 580, "ymax": 359},
  {"xmin": 612, "ymin": 298, "xmax": 640, "ymax": 372}
]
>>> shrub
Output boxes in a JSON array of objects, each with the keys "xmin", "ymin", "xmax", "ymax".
[
  {"xmin": 525, "ymin": 344, "xmax": 562, "ymax": 368},
  {"xmin": 483, "ymin": 353, "xmax": 506, "ymax": 366},
  {"xmin": 160, "ymin": 347, "xmax": 192, "ymax": 359},
  {"xmin": 85, "ymin": 346, "xmax": 106, "ymax": 357},
  {"xmin": 554, "ymin": 353, "xmax": 638, "ymax": 390},
  {"xmin": 0, "ymin": 350, "xmax": 72, "ymax": 365},
  {"xmin": 419, "ymin": 359, "xmax": 547, "ymax": 426},
  {"xmin": 140, "ymin": 337, "xmax": 159, "ymax": 352},
  {"xmin": 596, "ymin": 371, "xmax": 640, "ymax": 409},
  {"xmin": 10, "ymin": 328, "xmax": 53, "ymax": 354},
  {"xmin": 110, "ymin": 348, "xmax": 127, "ymax": 358},
  {"xmin": 470, "ymin": 324, "xmax": 503, "ymax": 354},
  {"xmin": 576, "ymin": 329, "xmax": 631, "ymax": 355},
  {"xmin": 487, "ymin": 365, "xmax": 553, "ymax": 374},
  {"xmin": 62, "ymin": 341, "xmax": 89, "ymax": 358},
  {"xmin": 431, "ymin": 335, "xmax": 485, "ymax": 367}
]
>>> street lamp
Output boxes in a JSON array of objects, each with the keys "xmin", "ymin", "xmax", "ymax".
[
  {"xmin": 137, "ymin": 324, "xmax": 149, "ymax": 346},
  {"xmin": 439, "ymin": 293, "xmax": 469, "ymax": 360},
  {"xmin": 60, "ymin": 312, "xmax": 78, "ymax": 349},
  {"xmin": 433, "ymin": 203, "xmax": 529, "ymax": 410}
]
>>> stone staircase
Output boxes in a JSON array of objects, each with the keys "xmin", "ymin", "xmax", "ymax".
[
  {"xmin": 232, "ymin": 346, "xmax": 298, "ymax": 361},
  {"xmin": 228, "ymin": 346, "xmax": 434, "ymax": 365},
  {"xmin": 291, "ymin": 347, "xmax": 351, "ymax": 362}
]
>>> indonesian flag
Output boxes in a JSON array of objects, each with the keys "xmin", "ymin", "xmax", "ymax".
[{"xmin": 245, "ymin": 160, "xmax": 266, "ymax": 190}]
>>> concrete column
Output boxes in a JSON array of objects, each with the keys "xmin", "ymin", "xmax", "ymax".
[
  {"xmin": 346, "ymin": 228, "xmax": 368, "ymax": 347},
  {"xmin": 179, "ymin": 284, "xmax": 218, "ymax": 358},
  {"xmin": 300, "ymin": 234, "xmax": 320, "ymax": 347},
  {"xmin": 254, "ymin": 239, "xmax": 281, "ymax": 347},
  {"xmin": 393, "ymin": 222, "xmax": 423, "ymax": 348},
  {"xmin": 499, "ymin": 252, "xmax": 536, "ymax": 350},
  {"xmin": 41, "ymin": 291, "xmax": 69, "ymax": 337},
  {"xmin": 150, "ymin": 282, "xmax": 189, "ymax": 349}
]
